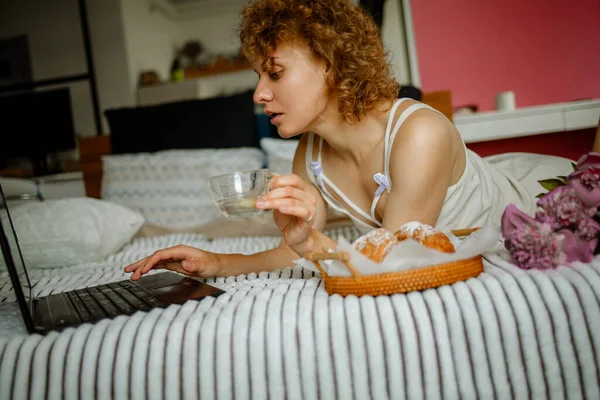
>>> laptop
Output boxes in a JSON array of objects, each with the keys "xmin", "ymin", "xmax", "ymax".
[{"xmin": 0, "ymin": 182, "xmax": 225, "ymax": 335}]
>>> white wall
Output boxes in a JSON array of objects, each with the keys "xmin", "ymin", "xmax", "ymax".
[
  {"xmin": 0, "ymin": 0, "xmax": 133, "ymax": 137},
  {"xmin": 88, "ymin": 0, "xmax": 135, "ymax": 134},
  {"xmin": 177, "ymin": 4, "xmax": 245, "ymax": 57},
  {"xmin": 120, "ymin": 0, "xmax": 184, "ymax": 93}
]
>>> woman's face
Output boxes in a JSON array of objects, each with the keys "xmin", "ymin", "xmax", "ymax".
[{"xmin": 252, "ymin": 41, "xmax": 331, "ymax": 138}]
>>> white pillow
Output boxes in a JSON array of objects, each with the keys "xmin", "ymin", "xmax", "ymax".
[
  {"xmin": 260, "ymin": 138, "xmax": 299, "ymax": 175},
  {"xmin": 101, "ymin": 148, "xmax": 265, "ymax": 229},
  {"xmin": 3, "ymin": 197, "xmax": 145, "ymax": 269},
  {"xmin": 483, "ymin": 152, "xmax": 576, "ymax": 198}
]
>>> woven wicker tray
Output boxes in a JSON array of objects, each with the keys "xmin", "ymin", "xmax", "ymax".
[{"xmin": 305, "ymin": 251, "xmax": 484, "ymax": 297}]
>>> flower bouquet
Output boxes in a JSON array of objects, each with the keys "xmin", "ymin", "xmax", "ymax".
[{"xmin": 501, "ymin": 152, "xmax": 600, "ymax": 269}]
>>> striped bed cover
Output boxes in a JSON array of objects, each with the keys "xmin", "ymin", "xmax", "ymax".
[{"xmin": 0, "ymin": 231, "xmax": 599, "ymax": 400}]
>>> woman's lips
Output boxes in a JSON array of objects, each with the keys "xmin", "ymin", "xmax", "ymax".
[{"xmin": 270, "ymin": 113, "xmax": 282, "ymax": 124}]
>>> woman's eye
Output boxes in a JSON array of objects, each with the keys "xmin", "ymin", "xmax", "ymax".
[{"xmin": 269, "ymin": 71, "xmax": 282, "ymax": 80}]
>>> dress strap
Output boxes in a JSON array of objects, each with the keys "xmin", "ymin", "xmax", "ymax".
[
  {"xmin": 383, "ymin": 98, "xmax": 411, "ymax": 148},
  {"xmin": 317, "ymin": 135, "xmax": 324, "ymax": 164},
  {"xmin": 383, "ymin": 103, "xmax": 441, "ymax": 191}
]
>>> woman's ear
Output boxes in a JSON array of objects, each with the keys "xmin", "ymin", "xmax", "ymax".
[{"xmin": 322, "ymin": 64, "xmax": 331, "ymax": 81}]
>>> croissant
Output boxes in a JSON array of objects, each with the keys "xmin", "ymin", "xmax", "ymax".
[
  {"xmin": 394, "ymin": 222, "xmax": 455, "ymax": 253},
  {"xmin": 352, "ymin": 228, "xmax": 398, "ymax": 262}
]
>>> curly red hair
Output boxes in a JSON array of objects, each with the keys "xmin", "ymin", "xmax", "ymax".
[{"xmin": 238, "ymin": 0, "xmax": 400, "ymax": 123}]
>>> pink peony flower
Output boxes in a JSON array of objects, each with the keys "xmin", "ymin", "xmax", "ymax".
[
  {"xmin": 574, "ymin": 151, "xmax": 600, "ymax": 171},
  {"xmin": 570, "ymin": 176, "xmax": 600, "ymax": 209},
  {"xmin": 504, "ymin": 151, "xmax": 600, "ymax": 269},
  {"xmin": 535, "ymin": 185, "xmax": 596, "ymax": 230},
  {"xmin": 567, "ymin": 152, "xmax": 600, "ymax": 192},
  {"xmin": 501, "ymin": 204, "xmax": 594, "ymax": 269},
  {"xmin": 576, "ymin": 217, "xmax": 600, "ymax": 244}
]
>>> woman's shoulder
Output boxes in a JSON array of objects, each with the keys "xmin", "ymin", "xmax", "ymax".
[{"xmin": 389, "ymin": 99, "xmax": 458, "ymax": 147}]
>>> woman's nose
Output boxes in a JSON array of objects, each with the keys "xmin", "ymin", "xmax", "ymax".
[{"xmin": 253, "ymin": 82, "xmax": 273, "ymax": 104}]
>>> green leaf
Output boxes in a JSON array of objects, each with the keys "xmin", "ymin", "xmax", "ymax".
[
  {"xmin": 556, "ymin": 176, "xmax": 567, "ymax": 182},
  {"xmin": 536, "ymin": 192, "xmax": 545, "ymax": 199},
  {"xmin": 538, "ymin": 178, "xmax": 565, "ymax": 192},
  {"xmin": 572, "ymin": 162, "xmax": 578, "ymax": 171}
]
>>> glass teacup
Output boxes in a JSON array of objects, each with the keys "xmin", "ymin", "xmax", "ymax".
[{"xmin": 207, "ymin": 169, "xmax": 273, "ymax": 218}]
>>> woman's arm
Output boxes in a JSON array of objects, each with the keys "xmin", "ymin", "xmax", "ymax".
[
  {"xmin": 125, "ymin": 242, "xmax": 302, "ymax": 280},
  {"xmin": 381, "ymin": 109, "xmax": 461, "ymax": 231},
  {"xmin": 213, "ymin": 244, "xmax": 302, "ymax": 276},
  {"xmin": 126, "ymin": 135, "xmax": 334, "ymax": 280}
]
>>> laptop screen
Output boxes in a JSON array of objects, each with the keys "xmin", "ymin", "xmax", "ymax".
[{"xmin": 0, "ymin": 182, "xmax": 33, "ymax": 312}]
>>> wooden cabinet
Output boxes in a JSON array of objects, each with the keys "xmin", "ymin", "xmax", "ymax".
[{"xmin": 78, "ymin": 135, "xmax": 111, "ymax": 199}]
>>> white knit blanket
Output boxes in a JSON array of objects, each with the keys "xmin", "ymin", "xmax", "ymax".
[{"xmin": 1, "ymin": 230, "xmax": 599, "ymax": 400}]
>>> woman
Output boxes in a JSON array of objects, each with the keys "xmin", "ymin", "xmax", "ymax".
[{"xmin": 125, "ymin": 0, "xmax": 534, "ymax": 280}]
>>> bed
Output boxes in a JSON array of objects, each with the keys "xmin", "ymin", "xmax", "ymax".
[{"xmin": 1, "ymin": 90, "xmax": 599, "ymax": 400}]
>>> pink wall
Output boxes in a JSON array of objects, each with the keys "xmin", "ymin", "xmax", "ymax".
[{"xmin": 410, "ymin": 0, "xmax": 600, "ymax": 111}]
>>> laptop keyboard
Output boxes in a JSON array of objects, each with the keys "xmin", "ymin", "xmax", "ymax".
[{"xmin": 66, "ymin": 280, "xmax": 168, "ymax": 323}]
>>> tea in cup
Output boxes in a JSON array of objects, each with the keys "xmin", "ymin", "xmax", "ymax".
[{"xmin": 207, "ymin": 169, "xmax": 272, "ymax": 218}]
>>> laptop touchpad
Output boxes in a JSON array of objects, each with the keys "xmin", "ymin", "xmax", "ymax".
[{"xmin": 151, "ymin": 280, "xmax": 224, "ymax": 303}]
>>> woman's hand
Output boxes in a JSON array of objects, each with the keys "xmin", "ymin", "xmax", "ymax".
[
  {"xmin": 256, "ymin": 173, "xmax": 317, "ymax": 248},
  {"xmin": 124, "ymin": 245, "xmax": 222, "ymax": 280}
]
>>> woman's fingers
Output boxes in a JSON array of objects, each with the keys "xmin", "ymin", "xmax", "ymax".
[
  {"xmin": 267, "ymin": 174, "xmax": 308, "ymax": 194},
  {"xmin": 257, "ymin": 173, "xmax": 317, "ymax": 232},
  {"xmin": 123, "ymin": 259, "xmax": 144, "ymax": 272},
  {"xmin": 130, "ymin": 260, "xmax": 186, "ymax": 280},
  {"xmin": 124, "ymin": 245, "xmax": 199, "ymax": 280},
  {"xmin": 260, "ymin": 193, "xmax": 316, "ymax": 226},
  {"xmin": 259, "ymin": 186, "xmax": 312, "ymax": 205},
  {"xmin": 278, "ymin": 200, "xmax": 314, "ymax": 221},
  {"xmin": 260, "ymin": 193, "xmax": 315, "ymax": 220},
  {"xmin": 258, "ymin": 174, "xmax": 316, "ymax": 210}
]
